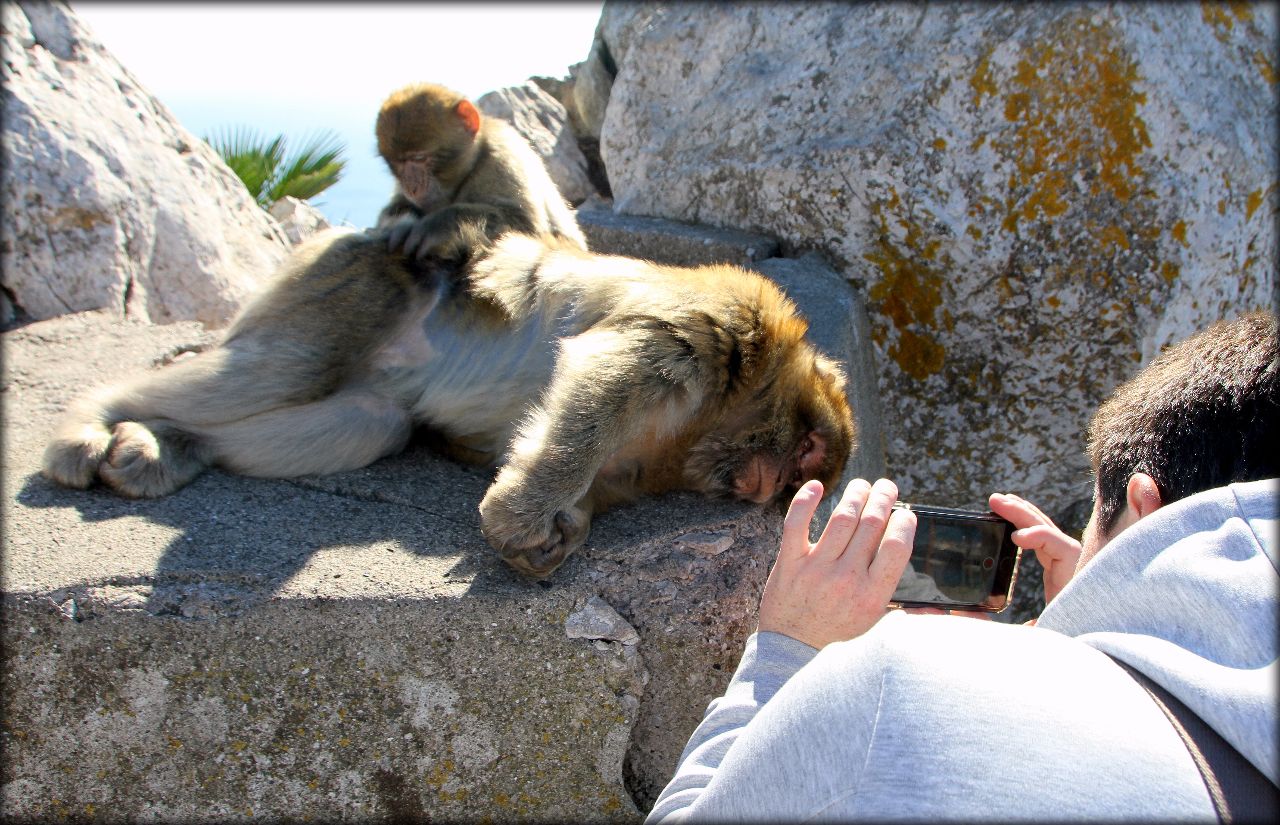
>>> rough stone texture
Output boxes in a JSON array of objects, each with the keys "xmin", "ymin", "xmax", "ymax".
[
  {"xmin": 566, "ymin": 596, "xmax": 641, "ymax": 645},
  {"xmin": 1, "ymin": 1, "xmax": 289, "ymax": 327},
  {"xmin": 1, "ymin": 311, "xmax": 788, "ymax": 820},
  {"xmin": 476, "ymin": 81, "xmax": 595, "ymax": 206},
  {"xmin": 599, "ymin": 1, "xmax": 1278, "ymax": 525},
  {"xmin": 268, "ymin": 196, "xmax": 332, "ymax": 247}
]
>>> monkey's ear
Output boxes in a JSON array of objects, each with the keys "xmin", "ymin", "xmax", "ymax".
[
  {"xmin": 455, "ymin": 100, "xmax": 481, "ymax": 136},
  {"xmin": 813, "ymin": 355, "xmax": 848, "ymax": 394}
]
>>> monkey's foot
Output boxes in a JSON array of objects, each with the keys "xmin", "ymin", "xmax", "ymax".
[
  {"xmin": 479, "ymin": 493, "xmax": 591, "ymax": 578},
  {"xmin": 99, "ymin": 421, "xmax": 205, "ymax": 499},
  {"xmin": 42, "ymin": 425, "xmax": 114, "ymax": 489}
]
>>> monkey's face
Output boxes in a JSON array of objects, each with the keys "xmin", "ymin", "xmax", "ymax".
[
  {"xmin": 390, "ymin": 151, "xmax": 436, "ymax": 208},
  {"xmin": 376, "ymin": 84, "xmax": 483, "ymax": 212},
  {"xmin": 684, "ymin": 352, "xmax": 855, "ymax": 505}
]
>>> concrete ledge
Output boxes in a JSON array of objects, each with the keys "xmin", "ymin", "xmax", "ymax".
[
  {"xmin": 3, "ymin": 214, "xmax": 890, "ymax": 819},
  {"xmin": 578, "ymin": 207, "xmax": 779, "ymax": 268},
  {"xmin": 1, "ymin": 311, "xmax": 782, "ymax": 820}
]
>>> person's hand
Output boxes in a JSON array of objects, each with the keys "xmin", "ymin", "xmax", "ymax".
[
  {"xmin": 989, "ymin": 492, "xmax": 1081, "ymax": 606},
  {"xmin": 758, "ymin": 478, "xmax": 916, "ymax": 649}
]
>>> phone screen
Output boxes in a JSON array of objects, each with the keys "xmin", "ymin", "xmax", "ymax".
[{"xmin": 889, "ymin": 504, "xmax": 1021, "ymax": 612}]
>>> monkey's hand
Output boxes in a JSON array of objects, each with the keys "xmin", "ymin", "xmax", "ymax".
[
  {"xmin": 478, "ymin": 472, "xmax": 591, "ymax": 578},
  {"xmin": 386, "ymin": 213, "xmax": 492, "ymax": 266}
]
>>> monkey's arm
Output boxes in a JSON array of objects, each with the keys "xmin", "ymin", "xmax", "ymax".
[
  {"xmin": 479, "ymin": 324, "xmax": 708, "ymax": 577},
  {"xmin": 386, "ymin": 202, "xmax": 535, "ymax": 263}
]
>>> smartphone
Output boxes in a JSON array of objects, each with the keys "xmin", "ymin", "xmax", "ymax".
[{"xmin": 887, "ymin": 503, "xmax": 1021, "ymax": 613}]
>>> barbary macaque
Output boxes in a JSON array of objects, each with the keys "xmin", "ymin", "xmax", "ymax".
[
  {"xmin": 375, "ymin": 82, "xmax": 587, "ymax": 263},
  {"xmin": 43, "ymin": 231, "xmax": 855, "ymax": 578}
]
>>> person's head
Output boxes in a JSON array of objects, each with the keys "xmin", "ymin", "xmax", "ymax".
[{"xmin": 1078, "ymin": 311, "xmax": 1279, "ymax": 567}]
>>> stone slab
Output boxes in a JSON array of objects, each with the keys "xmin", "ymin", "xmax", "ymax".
[
  {"xmin": 1, "ymin": 311, "xmax": 783, "ymax": 820},
  {"xmin": 578, "ymin": 206, "xmax": 779, "ymax": 268}
]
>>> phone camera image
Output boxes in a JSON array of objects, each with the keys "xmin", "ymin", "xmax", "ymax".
[{"xmin": 889, "ymin": 503, "xmax": 1021, "ymax": 613}]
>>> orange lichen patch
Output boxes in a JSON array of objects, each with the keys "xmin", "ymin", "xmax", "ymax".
[
  {"xmin": 863, "ymin": 188, "xmax": 950, "ymax": 380},
  {"xmin": 932, "ymin": 137, "xmax": 948, "ymax": 151},
  {"xmin": 1160, "ymin": 260, "xmax": 1180, "ymax": 285},
  {"xmin": 1171, "ymin": 219, "xmax": 1189, "ymax": 246},
  {"xmin": 970, "ymin": 49, "xmax": 998, "ymax": 108},
  {"xmin": 991, "ymin": 15, "xmax": 1152, "ymax": 235},
  {"xmin": 1097, "ymin": 223, "xmax": 1131, "ymax": 252},
  {"xmin": 1245, "ymin": 187, "xmax": 1265, "ymax": 220},
  {"xmin": 966, "ymin": 225, "xmax": 983, "ymax": 240},
  {"xmin": 1201, "ymin": 0, "xmax": 1254, "ymax": 43},
  {"xmin": 889, "ymin": 328, "xmax": 946, "ymax": 382},
  {"xmin": 52, "ymin": 206, "xmax": 108, "ymax": 231},
  {"xmin": 1046, "ymin": 294, "xmax": 1062, "ymax": 308},
  {"xmin": 1255, "ymin": 50, "xmax": 1277, "ymax": 84}
]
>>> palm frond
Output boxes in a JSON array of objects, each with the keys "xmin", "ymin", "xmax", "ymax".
[
  {"xmin": 266, "ymin": 129, "xmax": 347, "ymax": 205},
  {"xmin": 205, "ymin": 126, "xmax": 344, "ymax": 210}
]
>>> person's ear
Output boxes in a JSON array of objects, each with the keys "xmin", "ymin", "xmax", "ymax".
[{"xmin": 1125, "ymin": 472, "xmax": 1163, "ymax": 520}]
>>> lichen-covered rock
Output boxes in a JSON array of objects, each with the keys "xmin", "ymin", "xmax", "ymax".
[
  {"xmin": 476, "ymin": 81, "xmax": 595, "ymax": 206},
  {"xmin": 600, "ymin": 1, "xmax": 1277, "ymax": 520},
  {"xmin": 1, "ymin": 1, "xmax": 289, "ymax": 327}
]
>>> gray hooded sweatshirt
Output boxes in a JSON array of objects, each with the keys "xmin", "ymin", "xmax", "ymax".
[{"xmin": 647, "ymin": 478, "xmax": 1277, "ymax": 821}]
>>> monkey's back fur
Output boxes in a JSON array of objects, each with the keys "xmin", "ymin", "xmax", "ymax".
[{"xmin": 43, "ymin": 229, "xmax": 855, "ymax": 577}]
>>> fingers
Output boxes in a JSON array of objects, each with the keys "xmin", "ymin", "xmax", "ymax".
[
  {"xmin": 779, "ymin": 479, "xmax": 823, "ymax": 563},
  {"xmin": 829, "ymin": 478, "xmax": 899, "ymax": 567},
  {"xmin": 407, "ymin": 221, "xmax": 432, "ymax": 260},
  {"xmin": 867, "ymin": 505, "xmax": 915, "ymax": 590},
  {"xmin": 989, "ymin": 492, "xmax": 1054, "ymax": 530},
  {"xmin": 386, "ymin": 217, "xmax": 413, "ymax": 252},
  {"xmin": 813, "ymin": 478, "xmax": 872, "ymax": 556},
  {"xmin": 1012, "ymin": 524, "xmax": 1078, "ymax": 563}
]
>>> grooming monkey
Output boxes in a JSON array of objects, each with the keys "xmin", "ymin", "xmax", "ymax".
[
  {"xmin": 375, "ymin": 82, "xmax": 587, "ymax": 263},
  {"xmin": 45, "ymin": 78, "xmax": 593, "ymax": 500},
  {"xmin": 43, "ymin": 231, "xmax": 855, "ymax": 578}
]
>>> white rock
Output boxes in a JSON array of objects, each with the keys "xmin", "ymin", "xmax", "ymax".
[
  {"xmin": 268, "ymin": 196, "xmax": 332, "ymax": 247},
  {"xmin": 599, "ymin": 2, "xmax": 1277, "ymax": 520},
  {"xmin": 565, "ymin": 596, "xmax": 640, "ymax": 645},
  {"xmin": 476, "ymin": 81, "xmax": 595, "ymax": 205},
  {"xmin": 1, "ymin": 1, "xmax": 289, "ymax": 328},
  {"xmin": 675, "ymin": 530, "xmax": 734, "ymax": 556}
]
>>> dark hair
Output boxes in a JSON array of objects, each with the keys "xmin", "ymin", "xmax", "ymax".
[{"xmin": 1087, "ymin": 311, "xmax": 1279, "ymax": 534}]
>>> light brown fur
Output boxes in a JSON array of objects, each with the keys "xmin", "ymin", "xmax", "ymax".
[
  {"xmin": 375, "ymin": 82, "xmax": 587, "ymax": 263},
  {"xmin": 43, "ymin": 231, "xmax": 855, "ymax": 578}
]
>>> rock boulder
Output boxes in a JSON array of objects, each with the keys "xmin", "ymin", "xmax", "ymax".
[
  {"xmin": 1, "ymin": 0, "xmax": 289, "ymax": 327},
  {"xmin": 477, "ymin": 81, "xmax": 595, "ymax": 206},
  {"xmin": 598, "ymin": 1, "xmax": 1277, "ymax": 523}
]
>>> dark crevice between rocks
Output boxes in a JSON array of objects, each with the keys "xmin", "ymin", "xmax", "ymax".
[
  {"xmin": 621, "ymin": 742, "xmax": 651, "ymax": 815},
  {"xmin": 121, "ymin": 274, "xmax": 136, "ymax": 319},
  {"xmin": 1, "ymin": 285, "xmax": 32, "ymax": 332}
]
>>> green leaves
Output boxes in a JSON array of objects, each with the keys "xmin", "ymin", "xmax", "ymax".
[{"xmin": 204, "ymin": 126, "xmax": 346, "ymax": 210}]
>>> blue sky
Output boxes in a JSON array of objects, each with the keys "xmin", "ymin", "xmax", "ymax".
[{"xmin": 74, "ymin": 3, "xmax": 605, "ymax": 228}]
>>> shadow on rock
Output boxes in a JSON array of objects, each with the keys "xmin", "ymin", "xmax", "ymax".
[{"xmin": 14, "ymin": 438, "xmax": 541, "ymax": 614}]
